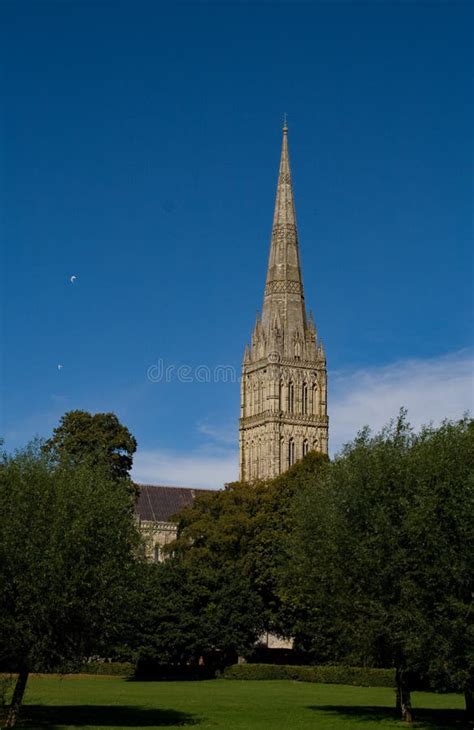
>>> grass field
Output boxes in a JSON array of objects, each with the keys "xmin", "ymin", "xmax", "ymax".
[{"xmin": 2, "ymin": 675, "xmax": 467, "ymax": 730}]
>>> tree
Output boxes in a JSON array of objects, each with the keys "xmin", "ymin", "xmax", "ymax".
[
  {"xmin": 142, "ymin": 453, "xmax": 327, "ymax": 662},
  {"xmin": 133, "ymin": 558, "xmax": 265, "ymax": 670},
  {"xmin": 286, "ymin": 414, "xmax": 474, "ymax": 722},
  {"xmin": 402, "ymin": 418, "xmax": 474, "ymax": 716},
  {"xmin": 132, "ymin": 482, "xmax": 271, "ymax": 668},
  {"xmin": 42, "ymin": 410, "xmax": 137, "ymax": 486},
  {"xmin": 0, "ymin": 445, "xmax": 143, "ymax": 727}
]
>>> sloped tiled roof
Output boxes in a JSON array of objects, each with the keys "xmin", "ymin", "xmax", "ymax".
[{"xmin": 135, "ymin": 484, "xmax": 212, "ymax": 523}]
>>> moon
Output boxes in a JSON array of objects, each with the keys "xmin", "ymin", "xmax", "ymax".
[
  {"xmin": 70, "ymin": 275, "xmax": 77, "ymax": 283},
  {"xmin": 57, "ymin": 364, "xmax": 63, "ymax": 370}
]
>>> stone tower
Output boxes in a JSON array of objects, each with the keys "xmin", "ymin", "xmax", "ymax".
[{"xmin": 239, "ymin": 124, "xmax": 328, "ymax": 481}]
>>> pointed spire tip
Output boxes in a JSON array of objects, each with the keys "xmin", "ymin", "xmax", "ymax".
[{"xmin": 283, "ymin": 112, "xmax": 288, "ymax": 133}]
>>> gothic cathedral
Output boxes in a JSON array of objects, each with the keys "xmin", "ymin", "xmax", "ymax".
[{"xmin": 239, "ymin": 124, "xmax": 328, "ymax": 481}]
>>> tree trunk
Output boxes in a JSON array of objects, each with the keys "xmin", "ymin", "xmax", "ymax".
[
  {"xmin": 465, "ymin": 687, "xmax": 474, "ymax": 720},
  {"xmin": 4, "ymin": 667, "xmax": 29, "ymax": 728},
  {"xmin": 395, "ymin": 668, "xmax": 413, "ymax": 723}
]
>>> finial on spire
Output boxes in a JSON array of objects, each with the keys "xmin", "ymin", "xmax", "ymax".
[{"xmin": 283, "ymin": 113, "xmax": 288, "ymax": 133}]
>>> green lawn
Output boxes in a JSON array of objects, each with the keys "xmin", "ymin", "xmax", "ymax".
[{"xmin": 4, "ymin": 675, "xmax": 467, "ymax": 730}]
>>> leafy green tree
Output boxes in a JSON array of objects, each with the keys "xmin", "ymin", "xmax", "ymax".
[
  {"xmin": 133, "ymin": 558, "xmax": 265, "ymax": 669},
  {"xmin": 42, "ymin": 410, "xmax": 137, "ymax": 486},
  {"xmin": 0, "ymin": 445, "xmax": 143, "ymax": 727},
  {"xmin": 402, "ymin": 418, "xmax": 474, "ymax": 715},
  {"xmin": 130, "ymin": 481, "xmax": 272, "ymax": 668},
  {"xmin": 286, "ymin": 414, "xmax": 474, "ymax": 722},
  {"xmin": 263, "ymin": 452, "xmax": 330, "ymax": 637},
  {"xmin": 152, "ymin": 453, "xmax": 328, "ymax": 659}
]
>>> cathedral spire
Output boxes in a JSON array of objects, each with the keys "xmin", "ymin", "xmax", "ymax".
[
  {"xmin": 261, "ymin": 123, "xmax": 306, "ymax": 347},
  {"xmin": 239, "ymin": 125, "xmax": 328, "ymax": 482}
]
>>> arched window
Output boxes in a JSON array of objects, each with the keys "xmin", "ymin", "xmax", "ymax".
[
  {"xmin": 312, "ymin": 383, "xmax": 318, "ymax": 415},
  {"xmin": 288, "ymin": 382, "xmax": 295, "ymax": 413},
  {"xmin": 288, "ymin": 438, "xmax": 295, "ymax": 467},
  {"xmin": 302, "ymin": 383, "xmax": 308, "ymax": 414},
  {"xmin": 303, "ymin": 439, "xmax": 309, "ymax": 457},
  {"xmin": 313, "ymin": 439, "xmax": 318, "ymax": 452},
  {"xmin": 279, "ymin": 380, "xmax": 283, "ymax": 412}
]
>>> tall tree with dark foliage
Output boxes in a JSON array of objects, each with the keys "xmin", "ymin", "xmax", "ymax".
[
  {"xmin": 286, "ymin": 414, "xmax": 474, "ymax": 722},
  {"xmin": 0, "ymin": 445, "xmax": 142, "ymax": 727}
]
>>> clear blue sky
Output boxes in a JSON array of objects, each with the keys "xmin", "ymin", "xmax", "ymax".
[{"xmin": 1, "ymin": 1, "xmax": 473, "ymax": 486}]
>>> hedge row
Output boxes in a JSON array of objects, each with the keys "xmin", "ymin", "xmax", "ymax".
[
  {"xmin": 79, "ymin": 662, "xmax": 135, "ymax": 676},
  {"xmin": 222, "ymin": 663, "xmax": 396, "ymax": 687}
]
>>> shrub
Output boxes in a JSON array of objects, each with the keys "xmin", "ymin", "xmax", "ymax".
[
  {"xmin": 222, "ymin": 663, "xmax": 396, "ymax": 687},
  {"xmin": 79, "ymin": 662, "xmax": 135, "ymax": 676}
]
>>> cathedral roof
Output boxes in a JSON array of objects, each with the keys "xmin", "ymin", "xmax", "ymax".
[{"xmin": 135, "ymin": 484, "xmax": 213, "ymax": 523}]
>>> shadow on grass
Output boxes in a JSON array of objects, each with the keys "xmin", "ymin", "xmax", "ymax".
[
  {"xmin": 15, "ymin": 704, "xmax": 199, "ymax": 728},
  {"xmin": 308, "ymin": 704, "xmax": 469, "ymax": 729}
]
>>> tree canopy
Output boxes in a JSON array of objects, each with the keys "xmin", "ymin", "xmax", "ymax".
[
  {"xmin": 0, "ymin": 445, "xmax": 143, "ymax": 727},
  {"xmin": 135, "ymin": 451, "xmax": 330, "ymax": 667},
  {"xmin": 176, "ymin": 452, "xmax": 330, "ymax": 636},
  {"xmin": 42, "ymin": 410, "xmax": 137, "ymax": 484},
  {"xmin": 285, "ymin": 413, "xmax": 474, "ymax": 721},
  {"xmin": 132, "ymin": 558, "xmax": 265, "ymax": 671}
]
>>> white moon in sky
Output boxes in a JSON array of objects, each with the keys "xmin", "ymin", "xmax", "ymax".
[{"xmin": 70, "ymin": 275, "xmax": 77, "ymax": 283}]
